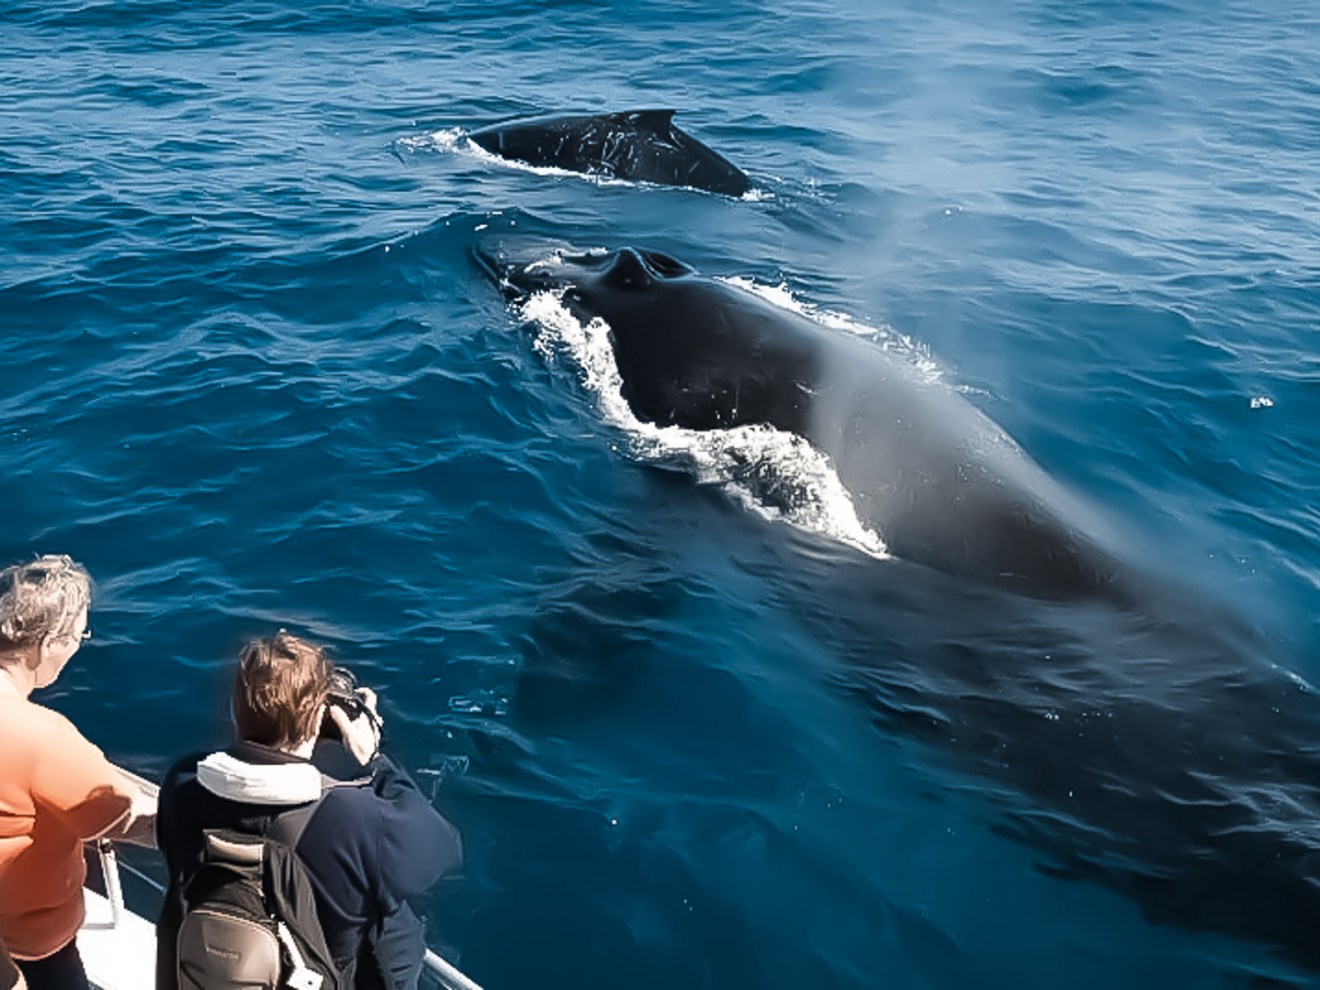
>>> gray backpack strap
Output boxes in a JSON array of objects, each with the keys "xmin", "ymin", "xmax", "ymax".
[
  {"xmin": 260, "ymin": 773, "xmax": 373, "ymax": 989},
  {"xmin": 265, "ymin": 799, "xmax": 320, "ymax": 849},
  {"xmin": 265, "ymin": 773, "xmax": 370, "ymax": 847}
]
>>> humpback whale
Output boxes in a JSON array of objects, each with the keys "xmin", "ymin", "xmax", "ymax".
[
  {"xmin": 477, "ymin": 237, "xmax": 1320, "ymax": 974},
  {"xmin": 468, "ymin": 110, "xmax": 752, "ymax": 197},
  {"xmin": 479, "ymin": 242, "xmax": 1129, "ymax": 601}
]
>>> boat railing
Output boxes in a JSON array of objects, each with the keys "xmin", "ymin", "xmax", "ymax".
[{"xmin": 88, "ymin": 768, "xmax": 483, "ymax": 990}]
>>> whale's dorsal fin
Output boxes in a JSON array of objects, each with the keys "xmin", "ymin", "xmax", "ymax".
[{"xmin": 614, "ymin": 110, "xmax": 678, "ymax": 134}]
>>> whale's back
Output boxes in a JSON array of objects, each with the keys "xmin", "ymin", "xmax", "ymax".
[{"xmin": 810, "ymin": 337, "xmax": 1127, "ymax": 598}]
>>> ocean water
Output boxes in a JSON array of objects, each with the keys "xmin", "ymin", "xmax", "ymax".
[{"xmin": 4, "ymin": 1, "xmax": 1320, "ymax": 987}]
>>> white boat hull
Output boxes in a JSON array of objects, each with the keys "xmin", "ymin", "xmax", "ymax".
[{"xmin": 81, "ymin": 884, "xmax": 155, "ymax": 990}]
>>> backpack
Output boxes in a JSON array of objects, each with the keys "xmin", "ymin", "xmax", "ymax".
[{"xmin": 175, "ymin": 799, "xmax": 342, "ymax": 990}]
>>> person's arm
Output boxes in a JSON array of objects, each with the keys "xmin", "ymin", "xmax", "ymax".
[
  {"xmin": 29, "ymin": 708, "xmax": 152, "ymax": 844},
  {"xmin": 327, "ymin": 690, "xmax": 462, "ymax": 893},
  {"xmin": 372, "ymin": 754, "xmax": 463, "ymax": 898},
  {"xmin": 108, "ymin": 766, "xmax": 158, "ymax": 847}
]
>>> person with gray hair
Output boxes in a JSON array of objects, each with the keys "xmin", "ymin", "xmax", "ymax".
[{"xmin": 0, "ymin": 554, "xmax": 156, "ymax": 990}]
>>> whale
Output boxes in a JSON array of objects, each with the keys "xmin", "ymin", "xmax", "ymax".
[
  {"xmin": 477, "ymin": 237, "xmax": 1320, "ymax": 974},
  {"xmin": 478, "ymin": 242, "xmax": 1131, "ymax": 602},
  {"xmin": 467, "ymin": 110, "xmax": 752, "ymax": 197}
]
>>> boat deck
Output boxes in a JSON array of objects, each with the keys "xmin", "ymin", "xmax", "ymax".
[
  {"xmin": 82, "ymin": 885, "xmax": 155, "ymax": 990},
  {"xmin": 79, "ymin": 839, "xmax": 481, "ymax": 990}
]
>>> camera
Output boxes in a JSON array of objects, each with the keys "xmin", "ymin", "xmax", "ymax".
[{"xmin": 321, "ymin": 664, "xmax": 369, "ymax": 740}]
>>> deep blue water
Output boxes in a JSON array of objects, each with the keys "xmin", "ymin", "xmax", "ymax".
[{"xmin": 4, "ymin": 1, "xmax": 1320, "ymax": 987}]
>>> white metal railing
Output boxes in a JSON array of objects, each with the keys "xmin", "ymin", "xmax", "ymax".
[
  {"xmin": 423, "ymin": 949, "xmax": 485, "ymax": 990},
  {"xmin": 93, "ymin": 840, "xmax": 126, "ymax": 928},
  {"xmin": 94, "ymin": 769, "xmax": 484, "ymax": 990}
]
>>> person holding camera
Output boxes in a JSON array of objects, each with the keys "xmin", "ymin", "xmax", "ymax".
[{"xmin": 154, "ymin": 629, "xmax": 462, "ymax": 990}]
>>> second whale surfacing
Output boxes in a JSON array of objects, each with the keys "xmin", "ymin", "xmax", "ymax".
[
  {"xmin": 467, "ymin": 110, "xmax": 752, "ymax": 197},
  {"xmin": 477, "ymin": 238, "xmax": 1320, "ymax": 974}
]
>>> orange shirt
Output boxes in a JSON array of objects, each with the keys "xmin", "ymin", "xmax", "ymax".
[{"xmin": 0, "ymin": 695, "xmax": 133, "ymax": 960}]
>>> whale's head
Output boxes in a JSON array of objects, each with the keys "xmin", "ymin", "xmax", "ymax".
[
  {"xmin": 478, "ymin": 243, "xmax": 819, "ymax": 435},
  {"xmin": 475, "ymin": 242, "xmax": 692, "ymax": 300}
]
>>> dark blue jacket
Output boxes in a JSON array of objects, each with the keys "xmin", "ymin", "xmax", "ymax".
[{"xmin": 155, "ymin": 740, "xmax": 462, "ymax": 990}]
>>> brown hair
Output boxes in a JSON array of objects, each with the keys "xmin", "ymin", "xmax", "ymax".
[
  {"xmin": 233, "ymin": 630, "xmax": 332, "ymax": 748},
  {"xmin": 0, "ymin": 554, "xmax": 92, "ymax": 649}
]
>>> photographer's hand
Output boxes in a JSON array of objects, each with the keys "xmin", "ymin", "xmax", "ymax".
[{"xmin": 328, "ymin": 686, "xmax": 382, "ymax": 766}]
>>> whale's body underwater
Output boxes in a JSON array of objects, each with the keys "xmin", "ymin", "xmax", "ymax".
[
  {"xmin": 468, "ymin": 110, "xmax": 752, "ymax": 197},
  {"xmin": 478, "ymin": 240, "xmax": 1320, "ymax": 973}
]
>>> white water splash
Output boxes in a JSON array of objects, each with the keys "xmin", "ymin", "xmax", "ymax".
[
  {"xmin": 394, "ymin": 128, "xmax": 467, "ymax": 154},
  {"xmin": 518, "ymin": 289, "xmax": 889, "ymax": 558}
]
